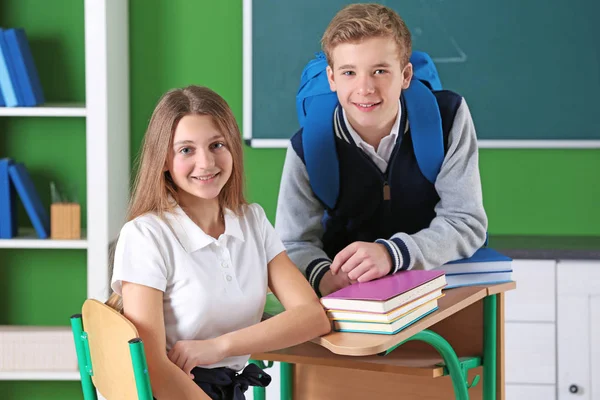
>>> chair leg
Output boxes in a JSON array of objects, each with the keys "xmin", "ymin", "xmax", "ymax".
[
  {"xmin": 129, "ymin": 338, "xmax": 154, "ymax": 400},
  {"xmin": 70, "ymin": 314, "xmax": 98, "ymax": 400}
]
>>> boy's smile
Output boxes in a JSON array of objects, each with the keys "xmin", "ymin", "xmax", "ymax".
[{"xmin": 326, "ymin": 36, "xmax": 412, "ymax": 144}]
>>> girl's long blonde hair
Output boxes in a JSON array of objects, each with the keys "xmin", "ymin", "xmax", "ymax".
[{"xmin": 106, "ymin": 86, "xmax": 247, "ymax": 312}]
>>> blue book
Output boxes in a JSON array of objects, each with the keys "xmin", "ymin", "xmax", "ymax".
[
  {"xmin": 0, "ymin": 28, "xmax": 23, "ymax": 107},
  {"xmin": 0, "ymin": 159, "xmax": 18, "ymax": 238},
  {"xmin": 8, "ymin": 163, "xmax": 49, "ymax": 239},
  {"xmin": 442, "ymin": 247, "xmax": 512, "ymax": 275},
  {"xmin": 4, "ymin": 28, "xmax": 44, "ymax": 106},
  {"xmin": 445, "ymin": 271, "xmax": 513, "ymax": 289}
]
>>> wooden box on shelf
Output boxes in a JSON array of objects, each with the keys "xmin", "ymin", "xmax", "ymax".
[{"xmin": 50, "ymin": 202, "xmax": 81, "ymax": 240}]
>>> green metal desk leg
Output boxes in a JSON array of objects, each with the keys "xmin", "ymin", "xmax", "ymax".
[
  {"xmin": 389, "ymin": 329, "xmax": 470, "ymax": 400},
  {"xmin": 129, "ymin": 339, "xmax": 154, "ymax": 400},
  {"xmin": 70, "ymin": 314, "xmax": 98, "ymax": 400},
  {"xmin": 483, "ymin": 294, "xmax": 497, "ymax": 400},
  {"xmin": 280, "ymin": 362, "xmax": 293, "ymax": 400}
]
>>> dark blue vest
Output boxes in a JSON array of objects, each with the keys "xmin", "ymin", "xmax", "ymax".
[{"xmin": 291, "ymin": 90, "xmax": 463, "ymax": 260}]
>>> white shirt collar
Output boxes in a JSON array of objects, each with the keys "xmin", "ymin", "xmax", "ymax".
[{"xmin": 167, "ymin": 205, "xmax": 245, "ymax": 253}]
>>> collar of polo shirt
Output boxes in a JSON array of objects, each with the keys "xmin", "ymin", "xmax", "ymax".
[{"xmin": 167, "ymin": 205, "xmax": 245, "ymax": 253}]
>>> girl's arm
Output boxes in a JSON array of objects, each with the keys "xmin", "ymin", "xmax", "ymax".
[
  {"xmin": 219, "ymin": 251, "xmax": 331, "ymax": 356},
  {"xmin": 121, "ymin": 281, "xmax": 210, "ymax": 400}
]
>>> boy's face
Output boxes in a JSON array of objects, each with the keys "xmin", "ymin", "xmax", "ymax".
[{"xmin": 326, "ymin": 37, "xmax": 412, "ymax": 137}]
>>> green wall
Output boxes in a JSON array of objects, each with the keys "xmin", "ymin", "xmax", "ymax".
[{"xmin": 0, "ymin": 0, "xmax": 598, "ymax": 398}]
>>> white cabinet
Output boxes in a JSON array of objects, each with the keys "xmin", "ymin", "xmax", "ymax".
[
  {"xmin": 557, "ymin": 261, "xmax": 600, "ymax": 400},
  {"xmin": 505, "ymin": 260, "xmax": 556, "ymax": 322},
  {"xmin": 505, "ymin": 260, "xmax": 557, "ymax": 398}
]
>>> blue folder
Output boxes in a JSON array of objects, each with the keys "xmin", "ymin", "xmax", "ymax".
[
  {"xmin": 4, "ymin": 28, "xmax": 45, "ymax": 106},
  {"xmin": 0, "ymin": 28, "xmax": 22, "ymax": 107},
  {"xmin": 8, "ymin": 162, "xmax": 49, "ymax": 239},
  {"xmin": 0, "ymin": 159, "xmax": 18, "ymax": 238}
]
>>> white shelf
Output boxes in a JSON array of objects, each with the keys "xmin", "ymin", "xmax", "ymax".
[
  {"xmin": 0, "ymin": 103, "xmax": 86, "ymax": 117},
  {"xmin": 0, "ymin": 229, "xmax": 87, "ymax": 249},
  {"xmin": 0, "ymin": 371, "xmax": 80, "ymax": 381}
]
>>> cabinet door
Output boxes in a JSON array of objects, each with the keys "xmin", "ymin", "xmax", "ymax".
[
  {"xmin": 557, "ymin": 261, "xmax": 600, "ymax": 400},
  {"xmin": 505, "ymin": 260, "xmax": 556, "ymax": 322},
  {"xmin": 506, "ymin": 385, "xmax": 556, "ymax": 400}
]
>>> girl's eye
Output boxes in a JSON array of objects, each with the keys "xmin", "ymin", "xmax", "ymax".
[
  {"xmin": 211, "ymin": 142, "xmax": 226, "ymax": 150},
  {"xmin": 179, "ymin": 147, "xmax": 192, "ymax": 155}
]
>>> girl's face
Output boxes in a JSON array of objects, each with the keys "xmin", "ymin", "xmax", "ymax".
[{"xmin": 166, "ymin": 114, "xmax": 233, "ymax": 207}]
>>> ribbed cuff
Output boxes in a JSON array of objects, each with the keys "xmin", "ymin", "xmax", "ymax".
[
  {"xmin": 390, "ymin": 237, "xmax": 410, "ymax": 272},
  {"xmin": 376, "ymin": 237, "xmax": 410, "ymax": 274},
  {"xmin": 306, "ymin": 258, "xmax": 331, "ymax": 297}
]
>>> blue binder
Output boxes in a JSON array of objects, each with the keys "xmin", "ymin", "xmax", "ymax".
[
  {"xmin": 0, "ymin": 28, "xmax": 22, "ymax": 107},
  {"xmin": 0, "ymin": 159, "xmax": 18, "ymax": 238},
  {"xmin": 8, "ymin": 162, "xmax": 49, "ymax": 239},
  {"xmin": 4, "ymin": 28, "xmax": 45, "ymax": 106}
]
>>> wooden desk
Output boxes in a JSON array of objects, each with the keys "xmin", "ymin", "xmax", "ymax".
[{"xmin": 252, "ymin": 282, "xmax": 515, "ymax": 400}]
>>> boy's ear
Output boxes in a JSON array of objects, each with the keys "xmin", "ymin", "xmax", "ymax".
[
  {"xmin": 326, "ymin": 65, "xmax": 337, "ymax": 92},
  {"xmin": 401, "ymin": 63, "xmax": 413, "ymax": 90}
]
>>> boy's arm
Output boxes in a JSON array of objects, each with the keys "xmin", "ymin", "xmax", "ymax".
[
  {"xmin": 275, "ymin": 142, "xmax": 337, "ymax": 295},
  {"xmin": 381, "ymin": 98, "xmax": 488, "ymax": 272}
]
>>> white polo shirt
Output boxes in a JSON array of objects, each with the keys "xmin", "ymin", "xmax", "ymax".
[{"xmin": 111, "ymin": 203, "xmax": 285, "ymax": 371}]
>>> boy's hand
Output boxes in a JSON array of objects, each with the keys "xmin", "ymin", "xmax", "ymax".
[
  {"xmin": 330, "ymin": 242, "xmax": 393, "ymax": 283},
  {"xmin": 168, "ymin": 337, "xmax": 229, "ymax": 377},
  {"xmin": 319, "ymin": 269, "xmax": 356, "ymax": 297}
]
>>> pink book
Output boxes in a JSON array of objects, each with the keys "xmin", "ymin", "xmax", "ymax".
[{"xmin": 320, "ymin": 270, "xmax": 446, "ymax": 313}]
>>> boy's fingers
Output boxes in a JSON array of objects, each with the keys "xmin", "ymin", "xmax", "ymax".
[
  {"xmin": 347, "ymin": 261, "xmax": 372, "ymax": 281},
  {"xmin": 356, "ymin": 268, "xmax": 381, "ymax": 283},
  {"xmin": 331, "ymin": 243, "xmax": 356, "ymax": 274},
  {"xmin": 340, "ymin": 252, "xmax": 363, "ymax": 274}
]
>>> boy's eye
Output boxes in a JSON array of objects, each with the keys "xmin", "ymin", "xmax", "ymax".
[
  {"xmin": 374, "ymin": 69, "xmax": 387, "ymax": 75},
  {"xmin": 342, "ymin": 71, "xmax": 355, "ymax": 76}
]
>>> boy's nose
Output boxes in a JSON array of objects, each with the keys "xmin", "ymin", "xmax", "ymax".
[{"xmin": 356, "ymin": 76, "xmax": 375, "ymax": 95}]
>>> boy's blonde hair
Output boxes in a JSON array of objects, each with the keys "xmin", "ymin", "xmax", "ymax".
[{"xmin": 321, "ymin": 3, "xmax": 412, "ymax": 67}]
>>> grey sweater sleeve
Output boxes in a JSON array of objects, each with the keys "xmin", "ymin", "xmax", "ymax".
[
  {"xmin": 380, "ymin": 98, "xmax": 488, "ymax": 272},
  {"xmin": 275, "ymin": 142, "xmax": 331, "ymax": 294}
]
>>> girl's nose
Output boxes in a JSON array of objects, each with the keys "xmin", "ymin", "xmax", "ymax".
[{"xmin": 195, "ymin": 149, "xmax": 215, "ymax": 169}]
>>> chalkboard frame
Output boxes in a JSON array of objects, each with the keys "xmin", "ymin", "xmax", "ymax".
[{"xmin": 242, "ymin": 0, "xmax": 600, "ymax": 149}]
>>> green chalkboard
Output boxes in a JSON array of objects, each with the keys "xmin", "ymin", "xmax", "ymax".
[{"xmin": 244, "ymin": 0, "xmax": 600, "ymax": 147}]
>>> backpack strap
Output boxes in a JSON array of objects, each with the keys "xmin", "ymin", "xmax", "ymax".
[
  {"xmin": 403, "ymin": 78, "xmax": 444, "ymax": 184},
  {"xmin": 301, "ymin": 92, "xmax": 340, "ymax": 209}
]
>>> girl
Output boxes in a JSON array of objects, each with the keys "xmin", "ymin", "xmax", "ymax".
[{"xmin": 107, "ymin": 86, "xmax": 331, "ymax": 399}]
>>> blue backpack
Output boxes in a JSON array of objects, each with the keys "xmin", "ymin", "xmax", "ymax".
[{"xmin": 296, "ymin": 51, "xmax": 444, "ymax": 210}]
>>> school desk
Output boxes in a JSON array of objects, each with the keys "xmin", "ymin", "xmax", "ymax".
[{"xmin": 251, "ymin": 282, "xmax": 515, "ymax": 400}]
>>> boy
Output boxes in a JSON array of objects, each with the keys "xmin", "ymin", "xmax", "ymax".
[{"xmin": 275, "ymin": 3, "xmax": 487, "ymax": 297}]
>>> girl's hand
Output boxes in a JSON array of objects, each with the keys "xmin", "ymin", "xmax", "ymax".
[{"xmin": 167, "ymin": 337, "xmax": 229, "ymax": 377}]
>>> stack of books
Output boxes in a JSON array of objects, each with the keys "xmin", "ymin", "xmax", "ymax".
[
  {"xmin": 0, "ymin": 27, "xmax": 45, "ymax": 107},
  {"xmin": 320, "ymin": 270, "xmax": 446, "ymax": 335},
  {"xmin": 437, "ymin": 247, "xmax": 513, "ymax": 289}
]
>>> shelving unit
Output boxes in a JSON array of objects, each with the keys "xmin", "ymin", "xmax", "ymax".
[
  {"xmin": 0, "ymin": 228, "xmax": 87, "ymax": 249},
  {"xmin": 0, "ymin": 0, "xmax": 130, "ymax": 383},
  {"xmin": 0, "ymin": 103, "xmax": 86, "ymax": 117},
  {"xmin": 0, "ymin": 371, "xmax": 81, "ymax": 381}
]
